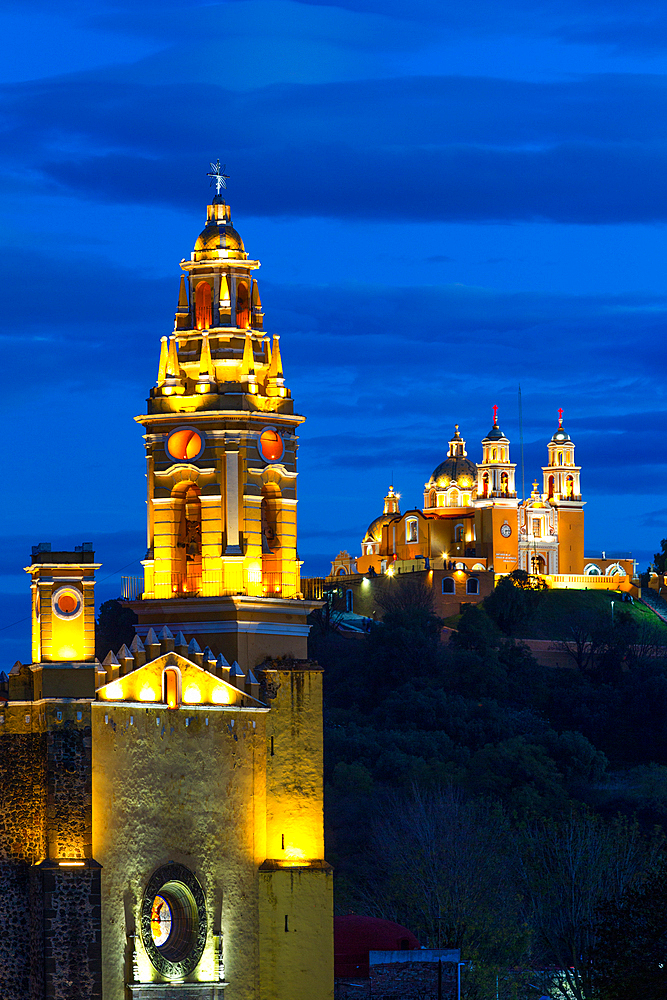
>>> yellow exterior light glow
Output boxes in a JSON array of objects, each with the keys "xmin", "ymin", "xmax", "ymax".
[
  {"xmin": 104, "ymin": 681, "xmax": 123, "ymax": 701},
  {"xmin": 58, "ymin": 861, "xmax": 85, "ymax": 867},
  {"xmin": 283, "ymin": 846, "xmax": 306, "ymax": 861},
  {"xmin": 56, "ymin": 644, "xmax": 80, "ymax": 660},
  {"xmin": 183, "ymin": 684, "xmax": 202, "ymax": 704},
  {"xmin": 211, "ymin": 686, "xmax": 231, "ymax": 705},
  {"xmin": 139, "ymin": 684, "xmax": 157, "ymax": 702}
]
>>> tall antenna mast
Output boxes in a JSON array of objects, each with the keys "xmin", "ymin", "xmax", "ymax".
[{"xmin": 518, "ymin": 384, "xmax": 526, "ymax": 501}]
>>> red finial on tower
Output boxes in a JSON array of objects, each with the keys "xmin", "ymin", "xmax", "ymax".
[
  {"xmin": 558, "ymin": 407, "xmax": 563, "ymax": 427},
  {"xmin": 493, "ymin": 404, "xmax": 498, "ymax": 425}
]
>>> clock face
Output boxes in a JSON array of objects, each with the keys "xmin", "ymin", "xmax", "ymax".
[
  {"xmin": 166, "ymin": 427, "xmax": 205, "ymax": 462},
  {"xmin": 52, "ymin": 586, "xmax": 83, "ymax": 620},
  {"xmin": 259, "ymin": 427, "xmax": 284, "ymax": 463},
  {"xmin": 500, "ymin": 522, "xmax": 512, "ymax": 538}
]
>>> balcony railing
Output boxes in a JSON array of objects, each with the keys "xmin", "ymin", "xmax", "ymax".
[
  {"xmin": 122, "ymin": 571, "xmax": 303, "ymax": 601},
  {"xmin": 301, "ymin": 577, "xmax": 325, "ymax": 600}
]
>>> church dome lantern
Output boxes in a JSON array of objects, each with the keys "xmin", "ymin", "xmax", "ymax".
[{"xmin": 424, "ymin": 426, "xmax": 477, "ymax": 509}]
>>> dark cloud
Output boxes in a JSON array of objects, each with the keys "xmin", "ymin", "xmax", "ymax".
[{"xmin": 4, "ymin": 73, "xmax": 667, "ymax": 222}]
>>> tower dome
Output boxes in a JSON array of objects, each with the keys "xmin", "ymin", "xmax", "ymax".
[{"xmin": 192, "ymin": 198, "xmax": 247, "ymax": 262}]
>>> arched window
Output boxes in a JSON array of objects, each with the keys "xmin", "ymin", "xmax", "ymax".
[
  {"xmin": 163, "ymin": 667, "xmax": 181, "ymax": 709},
  {"xmin": 455, "ymin": 524, "xmax": 464, "ymax": 543},
  {"xmin": 466, "ymin": 577, "xmax": 479, "ymax": 595},
  {"xmin": 236, "ymin": 282, "xmax": 250, "ymax": 328},
  {"xmin": 472, "ymin": 563, "xmax": 485, "ymax": 571},
  {"xmin": 584, "ymin": 563, "xmax": 601, "ymax": 576},
  {"xmin": 548, "ymin": 475, "xmax": 555, "ymax": 499},
  {"xmin": 482, "ymin": 472, "xmax": 489, "ymax": 498},
  {"xmin": 608, "ymin": 563, "xmax": 624, "ymax": 576},
  {"xmin": 428, "ymin": 489, "xmax": 436, "ymax": 508},
  {"xmin": 448, "ymin": 489, "xmax": 460, "ymax": 508},
  {"xmin": 500, "ymin": 472, "xmax": 508, "ymax": 496},
  {"xmin": 566, "ymin": 475, "xmax": 574, "ymax": 498},
  {"xmin": 442, "ymin": 577, "xmax": 455, "ymax": 594},
  {"xmin": 557, "ymin": 451, "xmax": 563, "ymax": 465},
  {"xmin": 173, "ymin": 482, "xmax": 202, "ymax": 594},
  {"xmin": 366, "ymin": 545, "xmax": 374, "ymax": 556},
  {"xmin": 195, "ymin": 281, "xmax": 212, "ymax": 330},
  {"xmin": 346, "ymin": 589, "xmax": 353, "ymax": 612},
  {"xmin": 406, "ymin": 518, "xmax": 418, "ymax": 543},
  {"xmin": 337, "ymin": 567, "xmax": 347, "ymax": 575}
]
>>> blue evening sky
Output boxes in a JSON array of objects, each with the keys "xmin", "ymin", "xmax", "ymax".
[{"xmin": 2, "ymin": 0, "xmax": 667, "ymax": 662}]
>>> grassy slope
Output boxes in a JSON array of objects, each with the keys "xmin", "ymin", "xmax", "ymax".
[{"xmin": 444, "ymin": 589, "xmax": 667, "ymax": 641}]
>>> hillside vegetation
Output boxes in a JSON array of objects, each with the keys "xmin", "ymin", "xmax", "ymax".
[{"xmin": 309, "ymin": 574, "xmax": 667, "ymax": 1000}]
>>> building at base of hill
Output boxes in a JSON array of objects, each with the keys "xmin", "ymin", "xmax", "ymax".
[
  {"xmin": 329, "ymin": 412, "xmax": 635, "ymax": 615},
  {"xmin": 334, "ymin": 915, "xmax": 460, "ymax": 1000}
]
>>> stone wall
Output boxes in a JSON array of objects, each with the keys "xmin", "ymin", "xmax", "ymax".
[
  {"xmin": 47, "ymin": 719, "xmax": 92, "ymax": 859},
  {"xmin": 0, "ymin": 729, "xmax": 47, "ymax": 997},
  {"xmin": 36, "ymin": 860, "xmax": 102, "ymax": 999}
]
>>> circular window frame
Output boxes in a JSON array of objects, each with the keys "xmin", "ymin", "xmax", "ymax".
[
  {"xmin": 141, "ymin": 863, "xmax": 207, "ymax": 979},
  {"xmin": 51, "ymin": 586, "xmax": 83, "ymax": 621},
  {"xmin": 258, "ymin": 426, "xmax": 285, "ymax": 464},
  {"xmin": 165, "ymin": 426, "xmax": 206, "ymax": 464}
]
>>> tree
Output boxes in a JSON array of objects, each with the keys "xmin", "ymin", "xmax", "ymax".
[
  {"xmin": 369, "ymin": 575, "xmax": 445, "ymax": 683},
  {"xmin": 517, "ymin": 811, "xmax": 664, "ymax": 1000},
  {"xmin": 358, "ymin": 787, "xmax": 528, "ymax": 968},
  {"xmin": 592, "ymin": 856, "xmax": 667, "ymax": 1000},
  {"xmin": 653, "ymin": 538, "xmax": 667, "ymax": 574},
  {"xmin": 95, "ymin": 599, "xmax": 137, "ymax": 660},
  {"xmin": 484, "ymin": 571, "xmax": 546, "ymax": 636}
]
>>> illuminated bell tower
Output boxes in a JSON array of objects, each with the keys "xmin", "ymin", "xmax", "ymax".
[
  {"xmin": 542, "ymin": 409, "xmax": 582, "ymax": 501},
  {"xmin": 475, "ymin": 407, "xmax": 520, "ymax": 575},
  {"xmin": 541, "ymin": 409, "xmax": 584, "ymax": 574},
  {"xmin": 477, "ymin": 405, "xmax": 517, "ymax": 499},
  {"xmin": 131, "ymin": 176, "xmax": 316, "ymax": 668}
]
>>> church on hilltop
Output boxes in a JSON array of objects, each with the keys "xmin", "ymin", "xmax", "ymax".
[
  {"xmin": 330, "ymin": 410, "xmax": 634, "ymax": 613},
  {"xmin": 0, "ymin": 174, "xmax": 332, "ymax": 999}
]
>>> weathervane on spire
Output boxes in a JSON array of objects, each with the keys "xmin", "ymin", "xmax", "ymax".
[
  {"xmin": 207, "ymin": 160, "xmax": 229, "ymax": 196},
  {"xmin": 558, "ymin": 407, "xmax": 564, "ymax": 427}
]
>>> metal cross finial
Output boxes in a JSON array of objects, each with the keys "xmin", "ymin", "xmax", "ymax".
[
  {"xmin": 207, "ymin": 160, "xmax": 229, "ymax": 196},
  {"xmin": 558, "ymin": 407, "xmax": 563, "ymax": 427},
  {"xmin": 493, "ymin": 404, "xmax": 498, "ymax": 424}
]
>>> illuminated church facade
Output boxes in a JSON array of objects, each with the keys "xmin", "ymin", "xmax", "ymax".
[
  {"xmin": 331, "ymin": 410, "xmax": 634, "ymax": 598},
  {"xmin": 0, "ymin": 183, "xmax": 332, "ymax": 999}
]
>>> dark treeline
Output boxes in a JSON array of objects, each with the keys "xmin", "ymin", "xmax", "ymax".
[{"xmin": 310, "ymin": 574, "xmax": 667, "ymax": 1000}]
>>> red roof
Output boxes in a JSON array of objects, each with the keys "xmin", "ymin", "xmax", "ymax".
[{"xmin": 334, "ymin": 915, "xmax": 421, "ymax": 978}]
